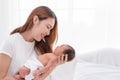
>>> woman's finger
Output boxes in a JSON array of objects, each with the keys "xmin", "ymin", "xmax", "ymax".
[
  {"xmin": 64, "ymin": 54, "xmax": 68, "ymax": 63},
  {"xmin": 61, "ymin": 54, "xmax": 64, "ymax": 64},
  {"xmin": 33, "ymin": 67, "xmax": 42, "ymax": 77}
]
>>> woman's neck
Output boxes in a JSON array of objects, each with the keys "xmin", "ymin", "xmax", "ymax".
[{"xmin": 21, "ymin": 31, "xmax": 34, "ymax": 42}]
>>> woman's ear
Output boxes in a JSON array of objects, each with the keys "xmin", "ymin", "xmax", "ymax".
[{"xmin": 33, "ymin": 15, "xmax": 39, "ymax": 25}]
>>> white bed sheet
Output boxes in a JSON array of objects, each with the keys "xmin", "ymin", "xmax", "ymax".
[{"xmin": 73, "ymin": 60, "xmax": 120, "ymax": 80}]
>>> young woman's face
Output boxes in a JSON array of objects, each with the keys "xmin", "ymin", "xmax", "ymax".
[
  {"xmin": 54, "ymin": 45, "xmax": 68, "ymax": 56},
  {"xmin": 32, "ymin": 17, "xmax": 55, "ymax": 41}
]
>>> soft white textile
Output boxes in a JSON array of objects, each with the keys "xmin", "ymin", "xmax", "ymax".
[
  {"xmin": 73, "ymin": 60, "xmax": 120, "ymax": 80},
  {"xmin": 73, "ymin": 48, "xmax": 120, "ymax": 80},
  {"xmin": 50, "ymin": 60, "xmax": 76, "ymax": 80},
  {"xmin": 77, "ymin": 48, "xmax": 120, "ymax": 66},
  {"xmin": 24, "ymin": 54, "xmax": 44, "ymax": 80}
]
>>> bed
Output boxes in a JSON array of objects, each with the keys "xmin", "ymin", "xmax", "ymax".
[{"xmin": 73, "ymin": 48, "xmax": 120, "ymax": 80}]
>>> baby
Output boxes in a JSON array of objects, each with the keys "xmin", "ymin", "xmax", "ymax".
[{"xmin": 15, "ymin": 44, "xmax": 75, "ymax": 80}]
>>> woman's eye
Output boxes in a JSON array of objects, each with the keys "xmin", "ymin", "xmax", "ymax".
[{"xmin": 47, "ymin": 26, "xmax": 50, "ymax": 29}]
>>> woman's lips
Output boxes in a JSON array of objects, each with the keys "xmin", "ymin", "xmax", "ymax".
[{"xmin": 41, "ymin": 34, "xmax": 45, "ymax": 39}]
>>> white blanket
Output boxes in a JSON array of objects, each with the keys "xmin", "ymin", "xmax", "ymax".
[{"xmin": 73, "ymin": 60, "xmax": 120, "ymax": 80}]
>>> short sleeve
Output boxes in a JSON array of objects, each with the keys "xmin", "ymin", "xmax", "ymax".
[{"xmin": 0, "ymin": 38, "xmax": 14, "ymax": 58}]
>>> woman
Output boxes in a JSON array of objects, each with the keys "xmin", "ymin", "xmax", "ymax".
[{"xmin": 0, "ymin": 6, "xmax": 67, "ymax": 80}]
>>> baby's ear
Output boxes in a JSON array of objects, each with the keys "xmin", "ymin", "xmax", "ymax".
[{"xmin": 33, "ymin": 15, "xmax": 39, "ymax": 25}]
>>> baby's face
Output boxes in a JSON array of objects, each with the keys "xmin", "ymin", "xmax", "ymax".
[{"xmin": 54, "ymin": 44, "xmax": 68, "ymax": 56}]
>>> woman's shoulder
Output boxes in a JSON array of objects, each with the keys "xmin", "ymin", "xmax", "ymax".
[
  {"xmin": 0, "ymin": 33, "xmax": 20, "ymax": 57},
  {"xmin": 9, "ymin": 33, "xmax": 20, "ymax": 38},
  {"xmin": 2, "ymin": 33, "xmax": 21, "ymax": 45},
  {"xmin": 6, "ymin": 33, "xmax": 20, "ymax": 41}
]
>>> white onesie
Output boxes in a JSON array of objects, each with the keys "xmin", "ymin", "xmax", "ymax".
[{"xmin": 24, "ymin": 54, "xmax": 44, "ymax": 80}]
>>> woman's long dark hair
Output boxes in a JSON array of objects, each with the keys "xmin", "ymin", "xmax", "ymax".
[{"xmin": 10, "ymin": 6, "xmax": 58, "ymax": 54}]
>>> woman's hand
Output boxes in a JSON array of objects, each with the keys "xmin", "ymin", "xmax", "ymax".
[
  {"xmin": 56, "ymin": 54, "xmax": 68, "ymax": 66},
  {"xmin": 32, "ymin": 54, "xmax": 68, "ymax": 80},
  {"xmin": 32, "ymin": 68, "xmax": 47, "ymax": 80},
  {"xmin": 33, "ymin": 54, "xmax": 68, "ymax": 76}
]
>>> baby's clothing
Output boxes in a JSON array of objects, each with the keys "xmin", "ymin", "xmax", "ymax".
[{"xmin": 24, "ymin": 54, "xmax": 44, "ymax": 80}]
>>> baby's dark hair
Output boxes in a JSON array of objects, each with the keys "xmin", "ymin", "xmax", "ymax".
[{"xmin": 63, "ymin": 45, "xmax": 75, "ymax": 62}]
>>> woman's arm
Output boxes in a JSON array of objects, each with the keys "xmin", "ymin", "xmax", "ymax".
[
  {"xmin": 2, "ymin": 76, "xmax": 15, "ymax": 80},
  {"xmin": 34, "ymin": 64, "xmax": 56, "ymax": 80},
  {"xmin": 0, "ymin": 54, "xmax": 15, "ymax": 80},
  {"xmin": 33, "ymin": 54, "xmax": 68, "ymax": 80}
]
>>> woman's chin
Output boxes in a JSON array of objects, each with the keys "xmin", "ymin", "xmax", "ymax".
[
  {"xmin": 35, "ymin": 38, "xmax": 41, "ymax": 42},
  {"xmin": 38, "ymin": 39, "xmax": 42, "ymax": 42},
  {"xmin": 36, "ymin": 37, "xmax": 44, "ymax": 42},
  {"xmin": 37, "ymin": 38, "xmax": 42, "ymax": 41}
]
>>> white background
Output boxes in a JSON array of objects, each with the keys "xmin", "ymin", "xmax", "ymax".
[{"xmin": 1, "ymin": 0, "xmax": 120, "ymax": 56}]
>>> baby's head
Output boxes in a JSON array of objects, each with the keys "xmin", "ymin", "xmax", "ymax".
[{"xmin": 54, "ymin": 44, "xmax": 75, "ymax": 62}]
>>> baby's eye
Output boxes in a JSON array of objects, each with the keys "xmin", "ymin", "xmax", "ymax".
[{"xmin": 46, "ymin": 25, "xmax": 50, "ymax": 29}]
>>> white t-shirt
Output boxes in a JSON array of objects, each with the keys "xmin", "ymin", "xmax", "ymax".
[
  {"xmin": 0, "ymin": 33, "xmax": 53, "ymax": 80},
  {"xmin": 0, "ymin": 33, "xmax": 37, "ymax": 76}
]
